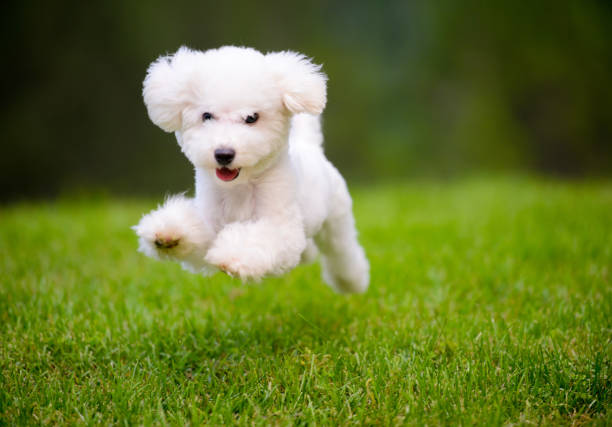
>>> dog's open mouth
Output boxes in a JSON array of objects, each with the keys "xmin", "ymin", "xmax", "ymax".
[{"xmin": 216, "ymin": 167, "xmax": 240, "ymax": 181}]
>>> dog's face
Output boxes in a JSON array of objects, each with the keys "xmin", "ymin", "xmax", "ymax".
[{"xmin": 143, "ymin": 46, "xmax": 327, "ymax": 184}]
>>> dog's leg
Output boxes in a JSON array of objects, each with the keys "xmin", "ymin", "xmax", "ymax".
[
  {"xmin": 315, "ymin": 212, "xmax": 369, "ymax": 293},
  {"xmin": 204, "ymin": 205, "xmax": 307, "ymax": 281},
  {"xmin": 133, "ymin": 195, "xmax": 216, "ymax": 274}
]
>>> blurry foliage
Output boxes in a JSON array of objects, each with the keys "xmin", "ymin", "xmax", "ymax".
[{"xmin": 2, "ymin": 0, "xmax": 611, "ymax": 200}]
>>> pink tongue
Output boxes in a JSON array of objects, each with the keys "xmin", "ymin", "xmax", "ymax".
[{"xmin": 216, "ymin": 167, "xmax": 239, "ymax": 181}]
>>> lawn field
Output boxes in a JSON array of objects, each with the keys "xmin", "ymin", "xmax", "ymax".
[{"xmin": 1, "ymin": 177, "xmax": 610, "ymax": 425}]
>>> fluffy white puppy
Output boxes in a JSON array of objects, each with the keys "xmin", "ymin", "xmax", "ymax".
[{"xmin": 133, "ymin": 46, "xmax": 369, "ymax": 293}]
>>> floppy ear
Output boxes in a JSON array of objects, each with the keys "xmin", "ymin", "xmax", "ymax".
[
  {"xmin": 265, "ymin": 51, "xmax": 327, "ymax": 115},
  {"xmin": 142, "ymin": 47, "xmax": 195, "ymax": 132}
]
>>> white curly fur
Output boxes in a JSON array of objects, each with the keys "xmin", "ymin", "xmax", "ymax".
[{"xmin": 134, "ymin": 46, "xmax": 369, "ymax": 293}]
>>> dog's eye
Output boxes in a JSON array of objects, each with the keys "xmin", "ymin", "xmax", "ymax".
[
  {"xmin": 202, "ymin": 112, "xmax": 213, "ymax": 121},
  {"xmin": 245, "ymin": 113, "xmax": 259, "ymax": 124}
]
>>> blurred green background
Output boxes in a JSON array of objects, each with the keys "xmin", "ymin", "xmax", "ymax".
[{"xmin": 3, "ymin": 0, "xmax": 611, "ymax": 201}]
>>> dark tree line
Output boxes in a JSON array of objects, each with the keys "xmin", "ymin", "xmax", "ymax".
[{"xmin": 2, "ymin": 0, "xmax": 611, "ymax": 200}]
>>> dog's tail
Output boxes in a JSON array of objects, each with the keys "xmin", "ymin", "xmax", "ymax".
[{"xmin": 289, "ymin": 113, "xmax": 323, "ymax": 147}]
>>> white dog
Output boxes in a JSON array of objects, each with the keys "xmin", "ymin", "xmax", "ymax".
[{"xmin": 133, "ymin": 46, "xmax": 369, "ymax": 293}]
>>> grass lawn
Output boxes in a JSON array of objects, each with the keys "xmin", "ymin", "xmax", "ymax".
[{"xmin": 1, "ymin": 177, "xmax": 610, "ymax": 425}]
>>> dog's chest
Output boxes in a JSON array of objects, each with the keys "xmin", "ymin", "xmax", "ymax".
[{"xmin": 219, "ymin": 186, "xmax": 256, "ymax": 224}]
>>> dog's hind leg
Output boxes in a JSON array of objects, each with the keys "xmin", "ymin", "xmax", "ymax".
[
  {"xmin": 133, "ymin": 195, "xmax": 216, "ymax": 274},
  {"xmin": 315, "ymin": 209, "xmax": 369, "ymax": 294}
]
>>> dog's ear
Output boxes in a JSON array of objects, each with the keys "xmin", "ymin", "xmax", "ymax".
[
  {"xmin": 265, "ymin": 51, "xmax": 327, "ymax": 115},
  {"xmin": 143, "ymin": 47, "xmax": 195, "ymax": 132}
]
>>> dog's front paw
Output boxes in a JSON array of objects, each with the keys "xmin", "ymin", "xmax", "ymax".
[
  {"xmin": 134, "ymin": 216, "xmax": 186, "ymax": 260},
  {"xmin": 205, "ymin": 220, "xmax": 306, "ymax": 281},
  {"xmin": 133, "ymin": 196, "xmax": 215, "ymax": 262}
]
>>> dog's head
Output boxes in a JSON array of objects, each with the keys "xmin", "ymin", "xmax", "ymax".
[{"xmin": 143, "ymin": 46, "xmax": 327, "ymax": 183}]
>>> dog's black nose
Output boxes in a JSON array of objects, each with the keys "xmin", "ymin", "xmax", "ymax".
[{"xmin": 214, "ymin": 148, "xmax": 235, "ymax": 166}]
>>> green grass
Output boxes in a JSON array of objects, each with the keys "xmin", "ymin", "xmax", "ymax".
[{"xmin": 1, "ymin": 177, "xmax": 610, "ymax": 425}]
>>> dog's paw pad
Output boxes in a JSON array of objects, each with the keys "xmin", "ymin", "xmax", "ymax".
[
  {"xmin": 207, "ymin": 254, "xmax": 259, "ymax": 281},
  {"xmin": 216, "ymin": 259, "xmax": 239, "ymax": 275},
  {"xmin": 154, "ymin": 234, "xmax": 180, "ymax": 249}
]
